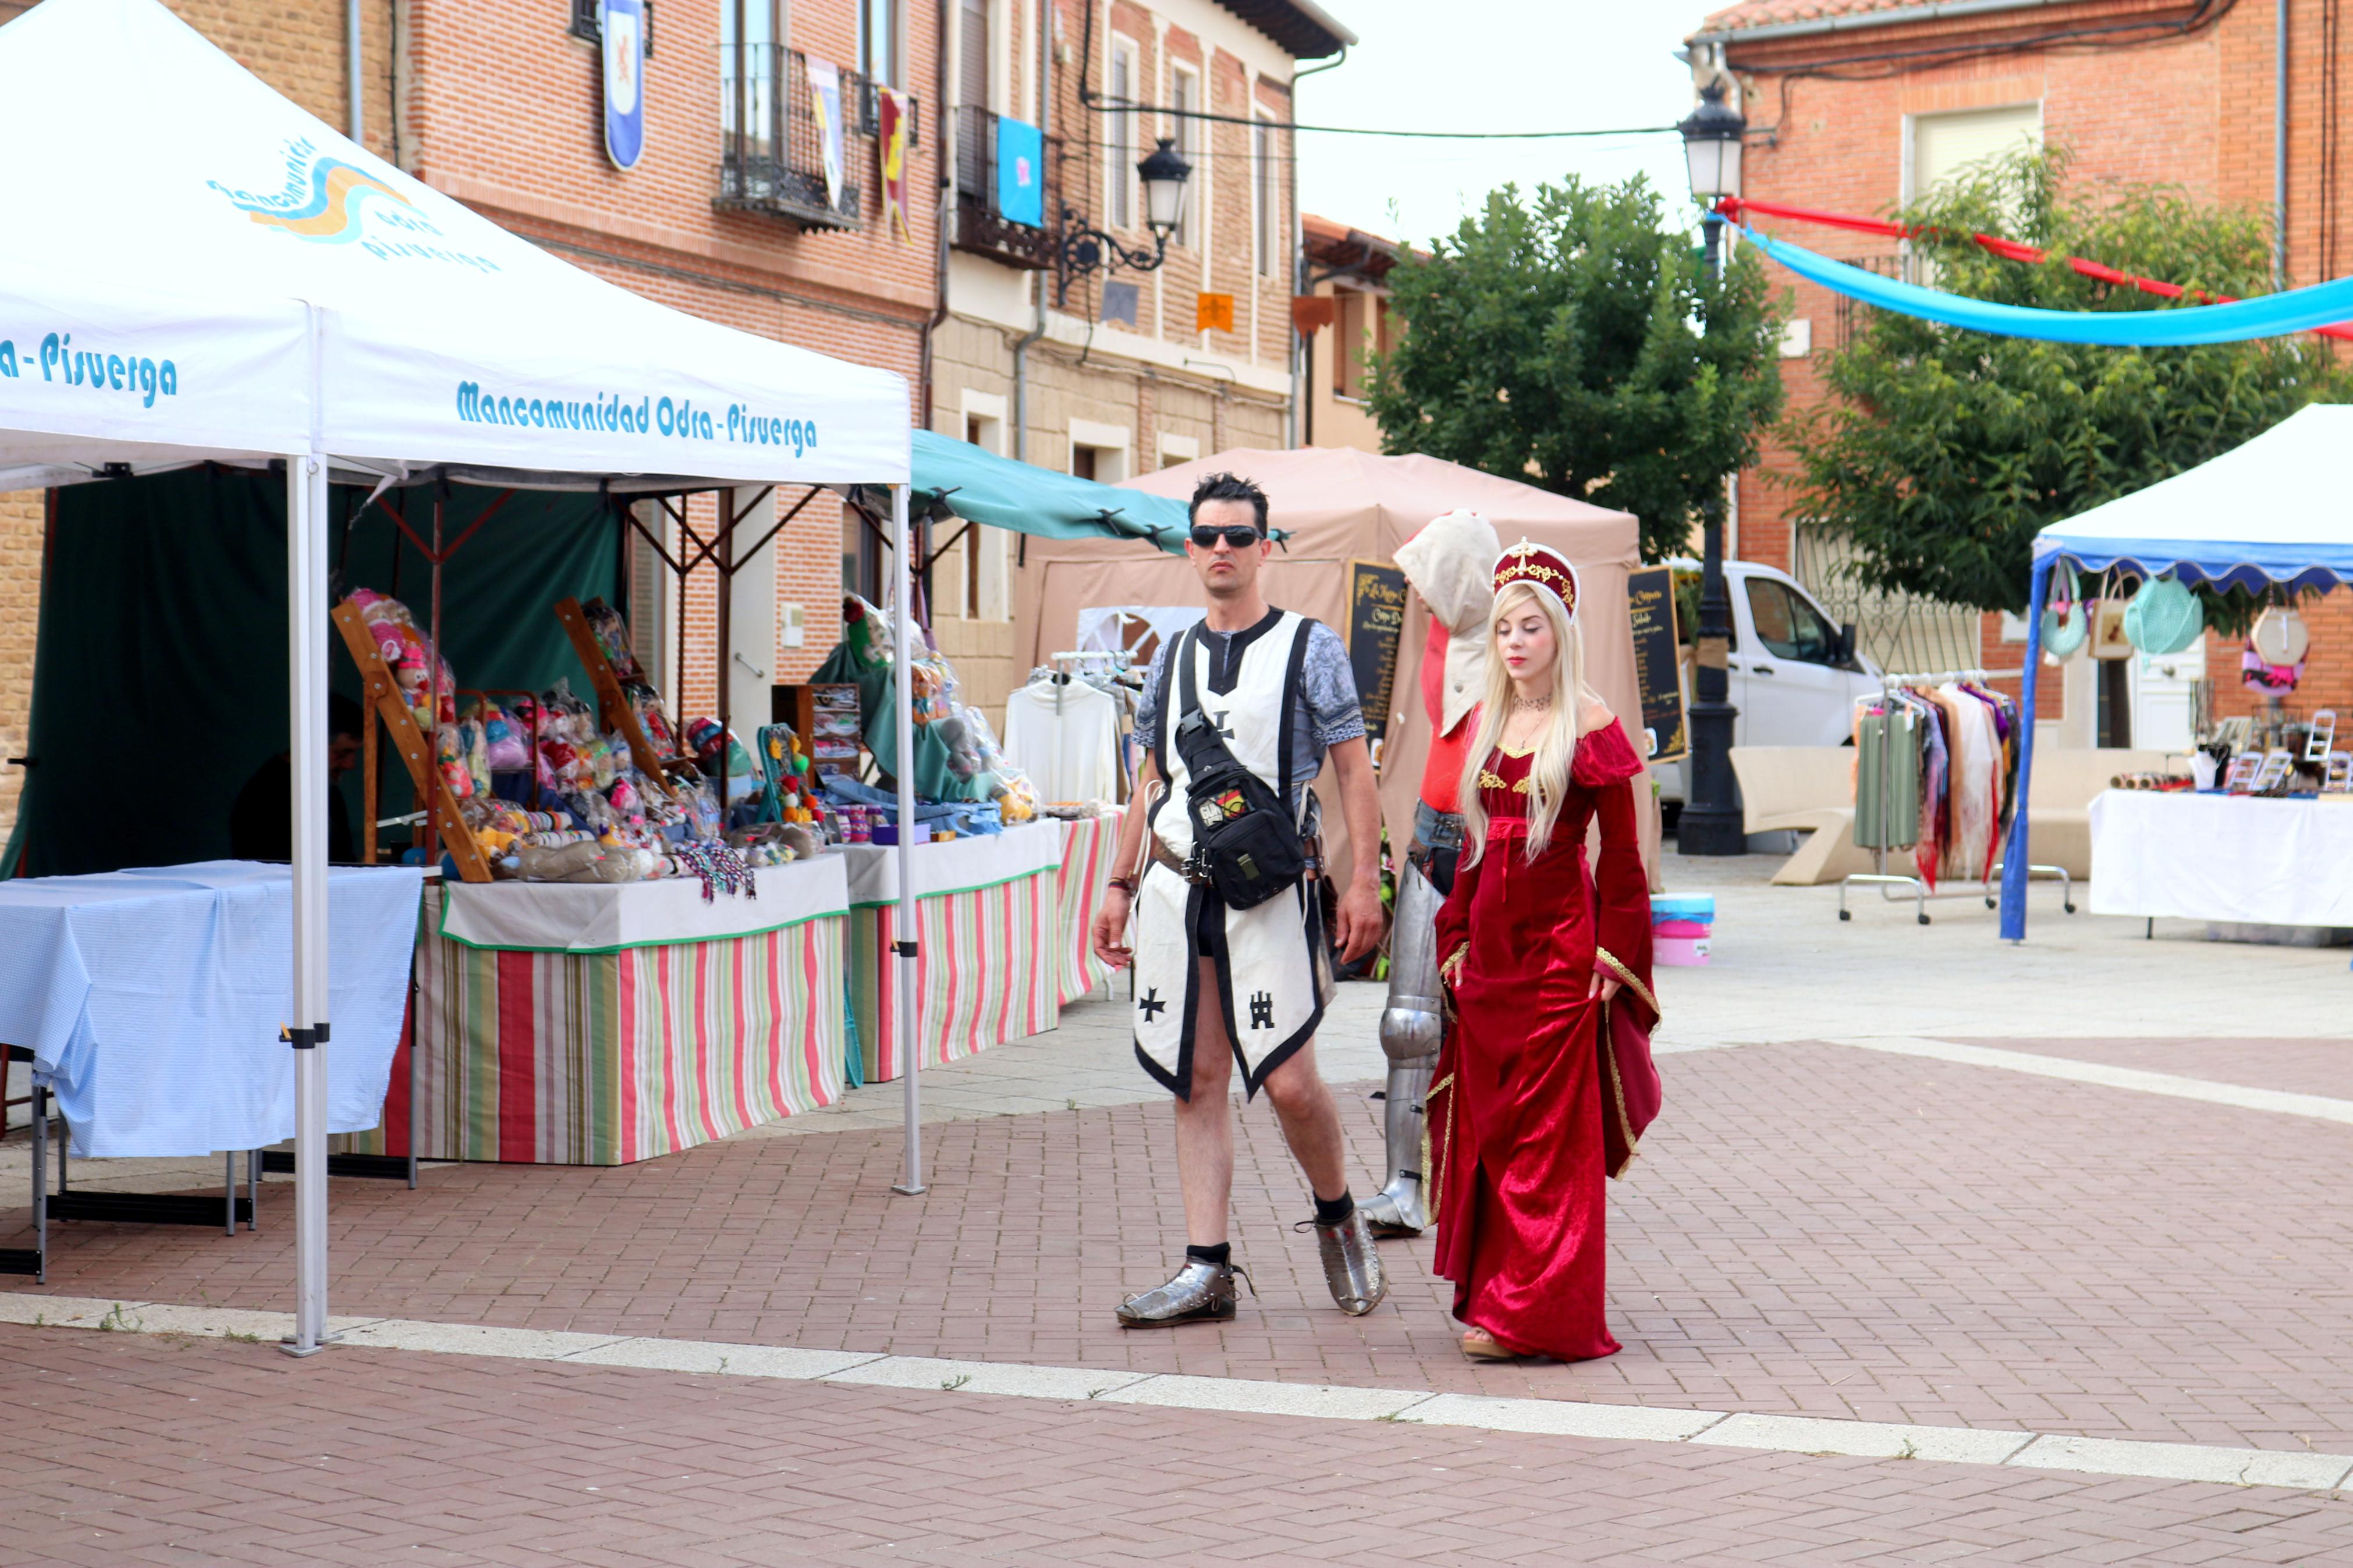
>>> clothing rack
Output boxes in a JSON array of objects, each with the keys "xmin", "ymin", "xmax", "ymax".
[{"xmin": 1837, "ymin": 669, "xmax": 2074, "ymax": 925}]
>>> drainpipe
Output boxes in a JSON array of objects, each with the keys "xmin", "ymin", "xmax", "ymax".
[
  {"xmin": 347, "ymin": 0, "xmax": 365, "ymax": 144},
  {"xmin": 920, "ymin": 0, "xmax": 952, "ymax": 435},
  {"xmin": 2277, "ymin": 0, "xmax": 2290, "ymax": 287},
  {"xmin": 1013, "ymin": 0, "xmax": 1051, "ymax": 465},
  {"xmin": 1287, "ymin": 46, "xmax": 1346, "ymax": 450}
]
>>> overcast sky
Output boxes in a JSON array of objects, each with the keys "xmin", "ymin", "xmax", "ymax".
[{"xmin": 1293, "ymin": 0, "xmax": 1712, "ymax": 252}]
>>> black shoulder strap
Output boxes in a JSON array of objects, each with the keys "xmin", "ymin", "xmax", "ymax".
[
  {"xmin": 1277, "ymin": 614, "xmax": 1313, "ymax": 810},
  {"xmin": 1176, "ymin": 620, "xmax": 1204, "ymax": 728}
]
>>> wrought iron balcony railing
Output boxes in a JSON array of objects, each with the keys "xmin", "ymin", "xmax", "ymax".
[
  {"xmin": 950, "ymin": 104, "xmax": 1059, "ymax": 271},
  {"xmin": 718, "ymin": 44, "xmax": 919, "ymax": 232}
]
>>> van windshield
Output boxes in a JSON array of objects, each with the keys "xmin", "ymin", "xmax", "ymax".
[{"xmin": 1745, "ymin": 578, "xmax": 1839, "ymax": 664}]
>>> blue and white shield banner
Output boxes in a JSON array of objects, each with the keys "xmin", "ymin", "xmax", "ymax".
[{"xmin": 601, "ymin": 0, "xmax": 646, "ymax": 171}]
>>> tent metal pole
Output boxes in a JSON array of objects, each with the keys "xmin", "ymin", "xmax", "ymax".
[
  {"xmin": 285, "ymin": 440, "xmax": 333, "ymax": 1355},
  {"xmin": 890, "ymin": 483, "xmax": 924, "ymax": 1196},
  {"xmin": 1998, "ymin": 554, "xmax": 2054, "ymax": 943}
]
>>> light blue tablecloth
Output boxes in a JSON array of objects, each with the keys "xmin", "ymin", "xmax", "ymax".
[{"xmin": 0, "ymin": 860, "xmax": 425, "ymax": 1158}]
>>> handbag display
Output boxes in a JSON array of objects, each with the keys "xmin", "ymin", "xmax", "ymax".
[{"xmin": 1170, "ymin": 625, "xmax": 1308, "ymax": 911}]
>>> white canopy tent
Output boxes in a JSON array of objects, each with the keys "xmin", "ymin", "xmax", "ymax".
[
  {"xmin": 1999, "ymin": 404, "xmax": 2353, "ymax": 939},
  {"xmin": 0, "ymin": 0, "xmax": 929, "ymax": 1350}
]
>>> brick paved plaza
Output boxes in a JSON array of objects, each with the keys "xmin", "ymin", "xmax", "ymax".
[{"xmin": 4, "ymin": 873, "xmax": 2351, "ymax": 1563}]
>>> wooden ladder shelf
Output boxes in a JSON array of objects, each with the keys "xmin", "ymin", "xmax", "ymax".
[
  {"xmin": 332, "ymin": 600, "xmax": 495, "ymax": 884},
  {"xmin": 552, "ymin": 596, "xmax": 679, "ymax": 796}
]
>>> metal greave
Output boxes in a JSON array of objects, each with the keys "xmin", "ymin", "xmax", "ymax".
[{"xmin": 1362, "ymin": 856, "xmax": 1445, "ymax": 1235}]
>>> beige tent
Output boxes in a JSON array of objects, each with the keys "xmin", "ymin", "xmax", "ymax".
[{"xmin": 1012, "ymin": 447, "xmax": 1659, "ymax": 886}]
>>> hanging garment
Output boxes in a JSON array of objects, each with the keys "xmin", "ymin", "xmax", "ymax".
[
  {"xmin": 1937, "ymin": 684, "xmax": 1999, "ymax": 883},
  {"xmin": 1001, "ymin": 677, "xmax": 1122, "ymax": 803},
  {"xmin": 1913, "ymin": 692, "xmax": 1949, "ymax": 891},
  {"xmin": 1130, "ymin": 613, "xmax": 1334, "ymax": 1100},
  {"xmin": 1851, "ymin": 706, "xmax": 1921, "ymax": 851}
]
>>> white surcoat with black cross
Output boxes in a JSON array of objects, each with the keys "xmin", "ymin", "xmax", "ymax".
[{"xmin": 1131, "ymin": 611, "xmax": 1334, "ymax": 1099}]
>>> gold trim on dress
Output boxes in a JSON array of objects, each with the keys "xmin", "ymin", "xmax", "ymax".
[
  {"xmin": 1478, "ymin": 769, "xmax": 1510, "ymax": 791},
  {"xmin": 1594, "ymin": 946, "xmax": 1660, "ymax": 1018},
  {"xmin": 1440, "ymin": 944, "xmax": 1468, "ymax": 986},
  {"xmin": 1424, "ymin": 1070, "xmax": 1456, "ymax": 1228},
  {"xmin": 1599, "ymin": 1001, "xmax": 1641, "ymax": 1181}
]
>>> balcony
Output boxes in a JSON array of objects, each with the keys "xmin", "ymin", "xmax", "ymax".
[
  {"xmin": 951, "ymin": 105, "xmax": 1059, "ymax": 271},
  {"xmin": 717, "ymin": 44, "xmax": 920, "ymax": 232}
]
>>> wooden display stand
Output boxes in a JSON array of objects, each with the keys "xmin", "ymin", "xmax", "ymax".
[
  {"xmin": 553, "ymin": 596, "xmax": 680, "ymax": 797},
  {"xmin": 331, "ymin": 600, "xmax": 495, "ymax": 884}
]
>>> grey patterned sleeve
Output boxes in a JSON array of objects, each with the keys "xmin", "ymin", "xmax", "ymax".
[
  {"xmin": 1301, "ymin": 622, "xmax": 1366, "ymax": 746},
  {"xmin": 1133, "ymin": 638, "xmax": 1174, "ymax": 742}
]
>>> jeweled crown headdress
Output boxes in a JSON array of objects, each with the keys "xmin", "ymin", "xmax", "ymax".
[{"xmin": 1492, "ymin": 539, "xmax": 1579, "ymax": 618}]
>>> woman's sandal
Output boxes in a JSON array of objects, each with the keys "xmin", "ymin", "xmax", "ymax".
[{"xmin": 1460, "ymin": 1327, "xmax": 1528, "ymax": 1361}]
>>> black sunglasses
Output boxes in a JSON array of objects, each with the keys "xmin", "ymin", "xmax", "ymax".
[{"xmin": 1189, "ymin": 524, "xmax": 1262, "ymax": 550}]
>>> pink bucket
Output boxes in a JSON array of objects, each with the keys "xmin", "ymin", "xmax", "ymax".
[{"xmin": 1655, "ymin": 934, "xmax": 1711, "ymax": 967}]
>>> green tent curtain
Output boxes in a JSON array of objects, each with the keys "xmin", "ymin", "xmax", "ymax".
[
  {"xmin": 908, "ymin": 429, "xmax": 1194, "ymax": 552},
  {"xmin": 7, "ymin": 468, "xmax": 621, "ymax": 877}
]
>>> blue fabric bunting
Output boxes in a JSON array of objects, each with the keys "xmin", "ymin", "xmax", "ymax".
[{"xmin": 1741, "ymin": 226, "xmax": 2353, "ymax": 346}]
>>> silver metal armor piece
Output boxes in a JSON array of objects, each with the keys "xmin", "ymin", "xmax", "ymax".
[
  {"xmin": 1312, "ymin": 1209, "xmax": 1389, "ymax": 1315},
  {"xmin": 1363, "ymin": 853, "xmax": 1446, "ymax": 1236},
  {"xmin": 1115, "ymin": 1258, "xmax": 1241, "ymax": 1327}
]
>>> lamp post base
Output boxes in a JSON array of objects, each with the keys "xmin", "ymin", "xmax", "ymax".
[{"xmin": 1678, "ymin": 696, "xmax": 1746, "ymax": 857}]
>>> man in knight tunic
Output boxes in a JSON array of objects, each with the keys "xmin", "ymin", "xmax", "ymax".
[
  {"xmin": 1090, "ymin": 472, "xmax": 1390, "ymax": 1327},
  {"xmin": 1361, "ymin": 510, "xmax": 1503, "ymax": 1238}
]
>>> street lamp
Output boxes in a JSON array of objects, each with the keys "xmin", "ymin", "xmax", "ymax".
[
  {"xmin": 1056, "ymin": 137, "xmax": 1192, "ymax": 305},
  {"xmin": 1676, "ymin": 78, "xmax": 1748, "ymax": 857}
]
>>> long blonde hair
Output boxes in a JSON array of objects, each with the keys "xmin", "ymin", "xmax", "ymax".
[{"xmin": 1458, "ymin": 581, "xmax": 1587, "ymax": 865}]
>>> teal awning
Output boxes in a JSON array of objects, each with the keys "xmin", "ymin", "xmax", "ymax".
[{"xmin": 909, "ymin": 429, "xmax": 1190, "ymax": 553}]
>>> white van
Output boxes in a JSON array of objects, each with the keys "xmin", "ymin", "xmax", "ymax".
[{"xmin": 1655, "ymin": 559, "xmax": 1884, "ymax": 808}]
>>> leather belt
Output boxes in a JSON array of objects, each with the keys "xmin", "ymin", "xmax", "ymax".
[{"xmin": 1150, "ymin": 837, "xmax": 1326, "ymax": 886}]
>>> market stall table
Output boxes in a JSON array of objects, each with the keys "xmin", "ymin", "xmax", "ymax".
[
  {"xmin": 2089, "ymin": 791, "xmax": 2353, "ymax": 930},
  {"xmin": 0, "ymin": 861, "xmax": 424, "ymax": 1279},
  {"xmin": 841, "ymin": 820, "xmax": 1067, "ymax": 1081},
  {"xmin": 1052, "ymin": 810, "xmax": 1123, "ymax": 1007},
  {"xmin": 349, "ymin": 855, "xmax": 850, "ymax": 1167}
]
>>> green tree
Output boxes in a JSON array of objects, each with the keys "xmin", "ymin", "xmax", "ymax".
[
  {"xmin": 1786, "ymin": 148, "xmax": 2351, "ymax": 614},
  {"xmin": 1366, "ymin": 175, "xmax": 1786, "ymax": 562}
]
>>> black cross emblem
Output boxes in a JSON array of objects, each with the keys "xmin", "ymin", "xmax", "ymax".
[
  {"xmin": 1248, "ymin": 991, "xmax": 1275, "ymax": 1030},
  {"xmin": 1209, "ymin": 710, "xmax": 1234, "ymax": 740},
  {"xmin": 1137, "ymin": 988, "xmax": 1167, "ymax": 1022}
]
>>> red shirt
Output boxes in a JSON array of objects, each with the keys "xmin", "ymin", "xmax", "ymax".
[{"xmin": 1419, "ymin": 614, "xmax": 1475, "ymax": 814}]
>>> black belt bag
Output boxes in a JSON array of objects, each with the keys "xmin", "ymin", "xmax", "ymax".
[{"xmin": 1170, "ymin": 623, "xmax": 1308, "ymax": 911}]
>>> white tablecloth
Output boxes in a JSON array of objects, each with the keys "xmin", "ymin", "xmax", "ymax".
[
  {"xmin": 436, "ymin": 855, "xmax": 850, "ymax": 952},
  {"xmin": 837, "ymin": 820, "xmax": 1067, "ymax": 908},
  {"xmin": 0, "ymin": 861, "xmax": 425, "ymax": 1158},
  {"xmin": 2088, "ymin": 791, "xmax": 2353, "ymax": 926}
]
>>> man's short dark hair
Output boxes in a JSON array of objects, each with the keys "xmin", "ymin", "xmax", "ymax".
[
  {"xmin": 331, "ymin": 692, "xmax": 367, "ymax": 741},
  {"xmin": 1187, "ymin": 471, "xmax": 1269, "ymax": 536}
]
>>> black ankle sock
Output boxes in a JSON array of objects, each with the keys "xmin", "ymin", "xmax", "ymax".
[
  {"xmin": 1185, "ymin": 1242, "xmax": 1231, "ymax": 1267},
  {"xmin": 1313, "ymin": 1192, "xmax": 1355, "ymax": 1228}
]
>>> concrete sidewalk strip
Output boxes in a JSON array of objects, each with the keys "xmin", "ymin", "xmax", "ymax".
[
  {"xmin": 1097, "ymin": 1373, "xmax": 1432, "ymax": 1421},
  {"xmin": 825, "ymin": 1356, "xmax": 1152, "ymax": 1400},
  {"xmin": 11, "ymin": 1290, "xmax": 2353, "ymax": 1493},
  {"xmin": 1694, "ymin": 1412, "xmax": 2035, "ymax": 1464},
  {"xmin": 335, "ymin": 1320, "xmax": 632, "ymax": 1360},
  {"xmin": 1407, "ymin": 1392, "xmax": 1727, "ymax": 1441},
  {"xmin": 2010, "ymin": 1434, "xmax": 2353, "ymax": 1491},
  {"xmin": 564, "ymin": 1337, "xmax": 884, "ymax": 1379},
  {"xmin": 1825, "ymin": 1036, "xmax": 2353, "ymax": 1126}
]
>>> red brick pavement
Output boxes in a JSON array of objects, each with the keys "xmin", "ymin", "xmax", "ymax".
[
  {"xmin": 6, "ymin": 1040, "xmax": 2353, "ymax": 1453},
  {"xmin": 8, "ymin": 1325, "xmax": 2351, "ymax": 1567}
]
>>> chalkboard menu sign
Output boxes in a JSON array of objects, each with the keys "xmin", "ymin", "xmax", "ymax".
[
  {"xmin": 1626, "ymin": 567, "xmax": 1688, "ymax": 765},
  {"xmin": 1344, "ymin": 559, "xmax": 1408, "ymax": 738}
]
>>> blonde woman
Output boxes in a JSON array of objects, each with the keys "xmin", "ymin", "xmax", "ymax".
[{"xmin": 1426, "ymin": 541, "xmax": 1658, "ymax": 1363}]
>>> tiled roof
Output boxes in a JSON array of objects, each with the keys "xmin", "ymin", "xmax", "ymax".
[{"xmin": 1692, "ymin": 0, "xmax": 1928, "ymax": 37}]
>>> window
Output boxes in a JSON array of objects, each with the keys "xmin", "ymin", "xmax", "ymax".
[
  {"xmin": 1254, "ymin": 116, "xmax": 1279, "ymax": 277},
  {"xmin": 721, "ymin": 1, "xmax": 785, "ymax": 158},
  {"xmin": 1071, "ymin": 445, "xmax": 1099, "ymax": 482},
  {"xmin": 1745, "ymin": 578, "xmax": 1840, "ymax": 665},
  {"xmin": 957, "ymin": 0, "xmax": 989, "ymax": 110},
  {"xmin": 1167, "ymin": 65, "xmax": 1199, "ymax": 247},
  {"xmin": 1108, "ymin": 41, "xmax": 1137, "ymax": 229},
  {"xmin": 1332, "ymin": 289, "xmax": 1387, "ymax": 399},
  {"xmin": 1909, "ymin": 104, "xmax": 2040, "ymax": 203},
  {"xmin": 860, "ymin": 0, "xmax": 902, "ymax": 88}
]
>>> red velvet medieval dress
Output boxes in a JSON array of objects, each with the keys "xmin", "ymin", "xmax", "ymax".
[{"xmin": 1427, "ymin": 719, "xmax": 1658, "ymax": 1361}]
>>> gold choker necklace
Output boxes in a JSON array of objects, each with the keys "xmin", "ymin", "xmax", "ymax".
[{"xmin": 1510, "ymin": 693, "xmax": 1552, "ymax": 713}]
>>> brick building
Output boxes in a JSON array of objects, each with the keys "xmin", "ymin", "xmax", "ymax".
[
  {"xmin": 1297, "ymin": 212, "xmax": 1402, "ymax": 454},
  {"xmin": 1684, "ymin": 0, "xmax": 2353, "ymax": 747},
  {"xmin": 924, "ymin": 0, "xmax": 1350, "ymax": 712},
  {"xmin": 0, "ymin": 0, "xmax": 947, "ymax": 830}
]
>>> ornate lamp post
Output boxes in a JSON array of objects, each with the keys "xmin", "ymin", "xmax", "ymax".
[
  {"xmin": 1676, "ymin": 80, "xmax": 1748, "ymax": 857},
  {"xmin": 1056, "ymin": 137, "xmax": 1191, "ymax": 305}
]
